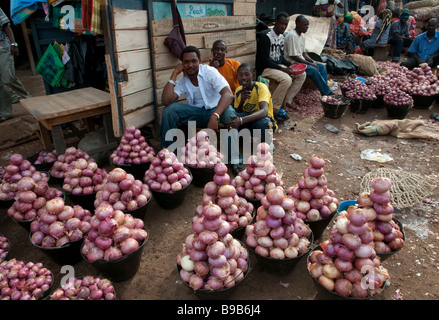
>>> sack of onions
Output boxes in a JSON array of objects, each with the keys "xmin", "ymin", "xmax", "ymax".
[
  {"xmin": 232, "ymin": 142, "xmax": 283, "ymax": 203},
  {"xmin": 49, "ymin": 147, "xmax": 91, "ymax": 180},
  {"xmin": 144, "ymin": 149, "xmax": 192, "ymax": 209},
  {"xmin": 0, "ymin": 154, "xmax": 49, "ymax": 202},
  {"xmin": 110, "ymin": 125, "xmax": 155, "ymax": 166},
  {"xmin": 94, "ymin": 168, "xmax": 151, "ymax": 216},
  {"xmin": 245, "ymin": 187, "xmax": 312, "ymax": 275},
  {"xmin": 355, "ymin": 177, "xmax": 405, "ymax": 256},
  {"xmin": 62, "ymin": 158, "xmax": 107, "ymax": 196},
  {"xmin": 177, "ymin": 202, "xmax": 249, "ymax": 293},
  {"xmin": 180, "ymin": 130, "xmax": 224, "ymax": 168},
  {"xmin": 81, "ymin": 203, "xmax": 148, "ymax": 264},
  {"xmin": 30, "ymin": 198, "xmax": 92, "ymax": 250},
  {"xmin": 308, "ymin": 205, "xmax": 390, "ymax": 298},
  {"xmin": 7, "ymin": 179, "xmax": 63, "ymax": 223},
  {"xmin": 49, "ymin": 276, "xmax": 116, "ymax": 300},
  {"xmin": 0, "ymin": 235, "xmax": 10, "ymax": 262},
  {"xmin": 195, "ymin": 163, "xmax": 254, "ymax": 236},
  {"xmin": 0, "ymin": 259, "xmax": 53, "ymax": 300}
]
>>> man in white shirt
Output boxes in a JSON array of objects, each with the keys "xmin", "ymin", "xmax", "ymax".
[
  {"xmin": 161, "ymin": 46, "xmax": 244, "ymax": 174},
  {"xmin": 284, "ymin": 15, "xmax": 332, "ymax": 96}
]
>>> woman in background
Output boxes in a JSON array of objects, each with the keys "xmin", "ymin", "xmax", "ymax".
[
  {"xmin": 360, "ymin": 9, "xmax": 392, "ymax": 54},
  {"xmin": 336, "ymin": 13, "xmax": 356, "ymax": 53}
]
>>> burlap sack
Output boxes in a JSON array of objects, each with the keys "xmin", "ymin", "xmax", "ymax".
[
  {"xmin": 346, "ymin": 54, "xmax": 379, "ymax": 76},
  {"xmin": 353, "ymin": 119, "xmax": 439, "ymax": 142},
  {"xmin": 404, "ymin": 0, "xmax": 439, "ymax": 10}
]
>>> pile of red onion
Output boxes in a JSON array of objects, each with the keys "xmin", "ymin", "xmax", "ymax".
[
  {"xmin": 356, "ymin": 177, "xmax": 404, "ymax": 253},
  {"xmin": 195, "ymin": 163, "xmax": 254, "ymax": 233},
  {"xmin": 50, "ymin": 147, "xmax": 91, "ymax": 179},
  {"xmin": 345, "ymin": 83, "xmax": 376, "ymax": 101},
  {"xmin": 383, "ymin": 89, "xmax": 413, "ymax": 106},
  {"xmin": 313, "ymin": 205, "xmax": 390, "ymax": 298},
  {"xmin": 33, "ymin": 150, "xmax": 57, "ymax": 166},
  {"xmin": 49, "ymin": 276, "xmax": 116, "ymax": 300},
  {"xmin": 62, "ymin": 158, "xmax": 107, "ymax": 196},
  {"xmin": 321, "ymin": 95, "xmax": 344, "ymax": 105},
  {"xmin": 30, "ymin": 198, "xmax": 92, "ymax": 248},
  {"xmin": 0, "ymin": 154, "xmax": 49, "ymax": 201},
  {"xmin": 341, "ymin": 78, "xmax": 364, "ymax": 92},
  {"xmin": 144, "ymin": 148, "xmax": 192, "ymax": 193},
  {"xmin": 110, "ymin": 125, "xmax": 155, "ymax": 166},
  {"xmin": 95, "ymin": 167, "xmax": 151, "ymax": 212},
  {"xmin": 0, "ymin": 235, "xmax": 10, "ymax": 261},
  {"xmin": 0, "ymin": 259, "xmax": 53, "ymax": 300},
  {"xmin": 7, "ymin": 178, "xmax": 63, "ymax": 222},
  {"xmin": 81, "ymin": 203, "xmax": 148, "ymax": 263},
  {"xmin": 369, "ymin": 81, "xmax": 391, "ymax": 96},
  {"xmin": 286, "ymin": 156, "xmax": 339, "ymax": 222},
  {"xmin": 177, "ymin": 201, "xmax": 249, "ymax": 291},
  {"xmin": 232, "ymin": 142, "xmax": 283, "ymax": 201},
  {"xmin": 407, "ymin": 63, "xmax": 438, "ymax": 86},
  {"xmin": 245, "ymin": 187, "xmax": 312, "ymax": 259},
  {"xmin": 180, "ymin": 130, "xmax": 224, "ymax": 168}
]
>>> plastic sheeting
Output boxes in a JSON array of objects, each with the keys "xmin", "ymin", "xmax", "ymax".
[{"xmin": 10, "ymin": 0, "xmax": 46, "ymax": 24}]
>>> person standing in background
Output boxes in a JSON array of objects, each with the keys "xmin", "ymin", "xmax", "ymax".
[
  {"xmin": 209, "ymin": 40, "xmax": 241, "ymax": 95},
  {"xmin": 334, "ymin": 0, "xmax": 349, "ymax": 19},
  {"xmin": 0, "ymin": 7, "xmax": 32, "ymax": 123}
]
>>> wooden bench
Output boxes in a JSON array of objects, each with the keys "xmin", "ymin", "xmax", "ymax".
[{"xmin": 20, "ymin": 87, "xmax": 117, "ymax": 155}]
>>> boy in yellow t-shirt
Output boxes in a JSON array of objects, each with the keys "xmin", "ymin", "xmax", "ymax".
[{"xmin": 224, "ymin": 63, "xmax": 277, "ymax": 144}]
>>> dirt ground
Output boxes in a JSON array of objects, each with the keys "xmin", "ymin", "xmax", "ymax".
[{"xmin": 0, "ymin": 67, "xmax": 438, "ymax": 304}]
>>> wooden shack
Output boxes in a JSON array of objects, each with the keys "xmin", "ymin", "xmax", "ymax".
[{"xmin": 103, "ymin": 0, "xmax": 257, "ymax": 139}]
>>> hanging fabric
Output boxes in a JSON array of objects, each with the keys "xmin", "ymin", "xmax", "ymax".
[{"xmin": 164, "ymin": 0, "xmax": 187, "ymax": 59}]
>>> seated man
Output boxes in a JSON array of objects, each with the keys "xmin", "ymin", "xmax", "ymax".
[
  {"xmin": 256, "ymin": 12, "xmax": 306, "ymax": 121},
  {"xmin": 388, "ymin": 9, "xmax": 413, "ymax": 63},
  {"xmin": 209, "ymin": 40, "xmax": 241, "ymax": 94},
  {"xmin": 224, "ymin": 63, "xmax": 277, "ymax": 146},
  {"xmin": 401, "ymin": 18, "xmax": 439, "ymax": 70},
  {"xmin": 161, "ymin": 45, "xmax": 244, "ymax": 174},
  {"xmin": 284, "ymin": 15, "xmax": 333, "ymax": 97}
]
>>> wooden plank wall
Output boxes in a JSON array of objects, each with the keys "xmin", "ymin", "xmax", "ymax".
[
  {"xmin": 106, "ymin": 7, "xmax": 155, "ymax": 137},
  {"xmin": 150, "ymin": 0, "xmax": 257, "ymax": 124}
]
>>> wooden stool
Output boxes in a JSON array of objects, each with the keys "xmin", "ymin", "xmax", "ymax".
[
  {"xmin": 20, "ymin": 87, "xmax": 117, "ymax": 155},
  {"xmin": 373, "ymin": 44, "xmax": 390, "ymax": 61}
]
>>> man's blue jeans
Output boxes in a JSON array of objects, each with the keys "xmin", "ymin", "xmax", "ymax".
[
  {"xmin": 160, "ymin": 102, "xmax": 241, "ymax": 164},
  {"xmin": 388, "ymin": 38, "xmax": 411, "ymax": 62},
  {"xmin": 235, "ymin": 112, "xmax": 273, "ymax": 144},
  {"xmin": 305, "ymin": 62, "xmax": 331, "ymax": 96}
]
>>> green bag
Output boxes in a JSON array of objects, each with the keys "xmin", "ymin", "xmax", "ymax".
[{"xmin": 36, "ymin": 44, "xmax": 66, "ymax": 87}]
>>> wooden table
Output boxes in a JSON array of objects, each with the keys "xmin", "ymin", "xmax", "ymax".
[{"xmin": 20, "ymin": 87, "xmax": 117, "ymax": 154}]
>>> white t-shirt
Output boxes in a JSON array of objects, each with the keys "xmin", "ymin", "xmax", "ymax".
[
  {"xmin": 314, "ymin": 0, "xmax": 340, "ymax": 5},
  {"xmin": 284, "ymin": 30, "xmax": 306, "ymax": 61}
]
